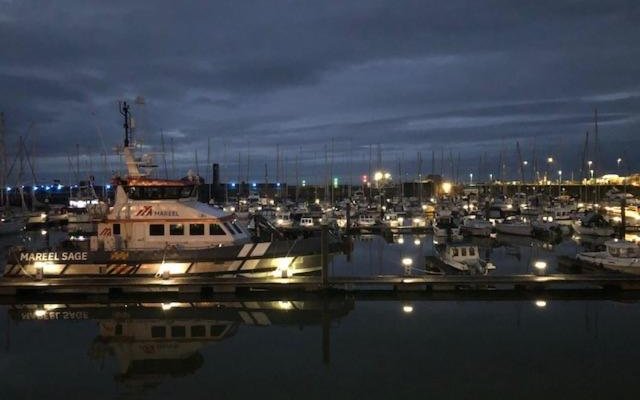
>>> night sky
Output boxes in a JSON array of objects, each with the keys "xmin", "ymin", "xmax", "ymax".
[{"xmin": 1, "ymin": 1, "xmax": 639, "ymax": 185}]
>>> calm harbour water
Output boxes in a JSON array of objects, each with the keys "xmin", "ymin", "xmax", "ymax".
[{"xmin": 0, "ymin": 232, "xmax": 638, "ymax": 399}]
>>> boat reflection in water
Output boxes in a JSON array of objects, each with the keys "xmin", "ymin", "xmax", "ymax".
[{"xmin": 9, "ymin": 297, "xmax": 354, "ymax": 390}]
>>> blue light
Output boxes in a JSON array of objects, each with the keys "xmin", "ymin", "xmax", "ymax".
[
  {"xmin": 6, "ymin": 186, "xmax": 11, "ymax": 191},
  {"xmin": 33, "ymin": 185, "xmax": 38, "ymax": 190},
  {"xmin": 276, "ymin": 182, "xmax": 281, "ymax": 187},
  {"xmin": 252, "ymin": 182, "xmax": 257, "ymax": 188},
  {"xmin": 45, "ymin": 185, "xmax": 51, "ymax": 191},
  {"xmin": 231, "ymin": 182, "xmax": 236, "ymax": 188},
  {"xmin": 105, "ymin": 184, "xmax": 111, "ymax": 190},
  {"xmin": 57, "ymin": 184, "xmax": 63, "ymax": 190}
]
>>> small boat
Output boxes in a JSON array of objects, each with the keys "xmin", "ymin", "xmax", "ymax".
[
  {"xmin": 572, "ymin": 212, "xmax": 615, "ymax": 237},
  {"xmin": 437, "ymin": 243, "xmax": 495, "ymax": 274},
  {"xmin": 299, "ymin": 216, "xmax": 315, "ymax": 228},
  {"xmin": 460, "ymin": 216, "xmax": 492, "ymax": 237},
  {"xmin": 531, "ymin": 215, "xmax": 563, "ymax": 237},
  {"xmin": 432, "ymin": 214, "xmax": 461, "ymax": 237},
  {"xmin": 382, "ymin": 212, "xmax": 404, "ymax": 228},
  {"xmin": 495, "ymin": 216, "xmax": 533, "ymax": 236},
  {"xmin": 576, "ymin": 239, "xmax": 640, "ymax": 273},
  {"xmin": 273, "ymin": 211, "xmax": 293, "ymax": 228},
  {"xmin": 0, "ymin": 213, "xmax": 25, "ymax": 235},
  {"xmin": 356, "ymin": 214, "xmax": 376, "ymax": 228}
]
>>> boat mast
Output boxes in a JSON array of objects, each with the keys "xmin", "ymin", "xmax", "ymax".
[
  {"xmin": 0, "ymin": 112, "xmax": 5, "ymax": 207},
  {"xmin": 119, "ymin": 101, "xmax": 141, "ymax": 177}
]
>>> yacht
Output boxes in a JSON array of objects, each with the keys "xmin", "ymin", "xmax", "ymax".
[
  {"xmin": 572, "ymin": 212, "xmax": 615, "ymax": 237},
  {"xmin": 460, "ymin": 216, "xmax": 492, "ymax": 237},
  {"xmin": 356, "ymin": 214, "xmax": 376, "ymax": 228},
  {"xmin": 4, "ymin": 102, "xmax": 336, "ymax": 280},
  {"xmin": 433, "ymin": 214, "xmax": 462, "ymax": 240},
  {"xmin": 576, "ymin": 239, "xmax": 640, "ymax": 273},
  {"xmin": 495, "ymin": 216, "xmax": 533, "ymax": 236}
]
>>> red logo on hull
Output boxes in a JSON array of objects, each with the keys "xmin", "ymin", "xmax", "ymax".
[{"xmin": 136, "ymin": 206, "xmax": 153, "ymax": 217}]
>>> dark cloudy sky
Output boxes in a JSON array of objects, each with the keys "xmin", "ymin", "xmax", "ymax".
[{"xmin": 1, "ymin": 0, "xmax": 639, "ymax": 185}]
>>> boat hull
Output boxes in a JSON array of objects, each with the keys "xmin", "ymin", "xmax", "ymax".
[
  {"xmin": 4, "ymin": 237, "xmax": 341, "ymax": 279},
  {"xmin": 576, "ymin": 252, "xmax": 640, "ymax": 274}
]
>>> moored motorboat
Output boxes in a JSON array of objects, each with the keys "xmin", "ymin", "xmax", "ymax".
[
  {"xmin": 436, "ymin": 243, "xmax": 495, "ymax": 275},
  {"xmin": 495, "ymin": 216, "xmax": 533, "ymax": 236},
  {"xmin": 576, "ymin": 239, "xmax": 640, "ymax": 274},
  {"xmin": 572, "ymin": 212, "xmax": 614, "ymax": 237},
  {"xmin": 460, "ymin": 216, "xmax": 492, "ymax": 237}
]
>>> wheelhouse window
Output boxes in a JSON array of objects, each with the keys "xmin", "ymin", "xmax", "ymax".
[
  {"xmin": 170, "ymin": 224, "xmax": 184, "ymax": 235},
  {"xmin": 210, "ymin": 324, "xmax": 227, "ymax": 337},
  {"xmin": 171, "ymin": 326, "xmax": 186, "ymax": 338},
  {"xmin": 189, "ymin": 223, "xmax": 204, "ymax": 236},
  {"xmin": 151, "ymin": 326, "xmax": 166, "ymax": 338},
  {"xmin": 191, "ymin": 325, "xmax": 206, "ymax": 337},
  {"xmin": 127, "ymin": 185, "xmax": 196, "ymax": 200},
  {"xmin": 149, "ymin": 224, "xmax": 165, "ymax": 236},
  {"xmin": 113, "ymin": 223, "xmax": 121, "ymax": 235},
  {"xmin": 209, "ymin": 223, "xmax": 226, "ymax": 236},
  {"xmin": 224, "ymin": 222, "xmax": 235, "ymax": 235},
  {"xmin": 231, "ymin": 222, "xmax": 243, "ymax": 234}
]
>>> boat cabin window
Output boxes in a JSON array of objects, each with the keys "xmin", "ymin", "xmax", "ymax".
[
  {"xmin": 171, "ymin": 326, "xmax": 186, "ymax": 338},
  {"xmin": 127, "ymin": 185, "xmax": 195, "ymax": 200},
  {"xmin": 189, "ymin": 223, "xmax": 204, "ymax": 236},
  {"xmin": 452, "ymin": 248, "xmax": 459, "ymax": 257},
  {"xmin": 469, "ymin": 247, "xmax": 475, "ymax": 256},
  {"xmin": 209, "ymin": 223, "xmax": 226, "ymax": 236},
  {"xmin": 211, "ymin": 324, "xmax": 227, "ymax": 337},
  {"xmin": 113, "ymin": 223, "xmax": 121, "ymax": 235},
  {"xmin": 170, "ymin": 224, "xmax": 184, "ymax": 235},
  {"xmin": 224, "ymin": 222, "xmax": 236, "ymax": 235},
  {"xmin": 149, "ymin": 224, "xmax": 165, "ymax": 236},
  {"xmin": 151, "ymin": 326, "xmax": 166, "ymax": 338},
  {"xmin": 191, "ymin": 325, "xmax": 206, "ymax": 337},
  {"xmin": 461, "ymin": 248, "xmax": 467, "ymax": 256},
  {"xmin": 231, "ymin": 222, "xmax": 243, "ymax": 234}
]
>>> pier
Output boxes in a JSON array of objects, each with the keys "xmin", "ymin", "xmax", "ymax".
[{"xmin": 2, "ymin": 272, "xmax": 640, "ymax": 297}]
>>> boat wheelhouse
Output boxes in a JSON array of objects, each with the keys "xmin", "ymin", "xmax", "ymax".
[{"xmin": 92, "ymin": 175, "xmax": 250, "ymax": 251}]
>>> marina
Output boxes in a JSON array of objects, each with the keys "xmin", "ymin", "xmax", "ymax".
[{"xmin": 2, "ymin": 2, "xmax": 640, "ymax": 398}]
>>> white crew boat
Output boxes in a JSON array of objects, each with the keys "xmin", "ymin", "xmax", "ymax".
[
  {"xmin": 4, "ymin": 102, "xmax": 336, "ymax": 280},
  {"xmin": 437, "ymin": 243, "xmax": 495, "ymax": 274},
  {"xmin": 576, "ymin": 239, "xmax": 640, "ymax": 274}
]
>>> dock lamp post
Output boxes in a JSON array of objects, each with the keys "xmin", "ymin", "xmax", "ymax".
[
  {"xmin": 617, "ymin": 157, "xmax": 622, "ymax": 170},
  {"xmin": 469, "ymin": 173, "xmax": 473, "ymax": 186},
  {"xmin": 522, "ymin": 161, "xmax": 528, "ymax": 185}
]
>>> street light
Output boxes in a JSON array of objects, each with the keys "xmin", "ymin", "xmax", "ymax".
[
  {"xmin": 617, "ymin": 157, "xmax": 623, "ymax": 169},
  {"xmin": 545, "ymin": 157, "xmax": 554, "ymax": 183},
  {"xmin": 469, "ymin": 173, "xmax": 473, "ymax": 186},
  {"xmin": 558, "ymin": 170, "xmax": 562, "ymax": 196}
]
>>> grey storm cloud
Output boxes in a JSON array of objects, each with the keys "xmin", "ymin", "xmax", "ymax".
[{"xmin": 0, "ymin": 0, "xmax": 639, "ymax": 183}]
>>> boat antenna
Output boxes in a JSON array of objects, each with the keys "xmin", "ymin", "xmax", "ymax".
[{"xmin": 119, "ymin": 101, "xmax": 131, "ymax": 147}]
